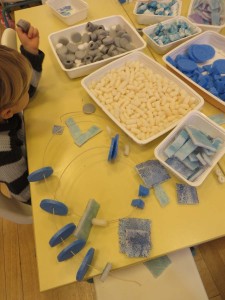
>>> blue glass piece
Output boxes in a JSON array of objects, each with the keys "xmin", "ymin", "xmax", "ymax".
[
  {"xmin": 49, "ymin": 223, "xmax": 76, "ymax": 247},
  {"xmin": 40, "ymin": 199, "xmax": 68, "ymax": 215},
  {"xmin": 57, "ymin": 239, "xmax": 86, "ymax": 262},
  {"xmin": 27, "ymin": 166, "xmax": 53, "ymax": 182},
  {"xmin": 76, "ymin": 248, "xmax": 95, "ymax": 281}
]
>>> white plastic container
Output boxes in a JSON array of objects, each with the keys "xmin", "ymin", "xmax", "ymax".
[
  {"xmin": 46, "ymin": 0, "xmax": 88, "ymax": 26},
  {"xmin": 142, "ymin": 16, "xmax": 202, "ymax": 55},
  {"xmin": 154, "ymin": 110, "xmax": 225, "ymax": 186},
  {"xmin": 133, "ymin": 0, "xmax": 182, "ymax": 25},
  {"xmin": 81, "ymin": 51, "xmax": 204, "ymax": 145},
  {"xmin": 187, "ymin": 0, "xmax": 225, "ymax": 33},
  {"xmin": 163, "ymin": 31, "xmax": 225, "ymax": 112},
  {"xmin": 48, "ymin": 15, "xmax": 146, "ymax": 79}
]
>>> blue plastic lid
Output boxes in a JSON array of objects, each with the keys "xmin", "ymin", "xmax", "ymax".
[
  {"xmin": 49, "ymin": 223, "xmax": 76, "ymax": 247},
  {"xmin": 57, "ymin": 239, "xmax": 86, "ymax": 262},
  {"xmin": 76, "ymin": 248, "xmax": 95, "ymax": 281},
  {"xmin": 40, "ymin": 199, "xmax": 68, "ymax": 215},
  {"xmin": 28, "ymin": 166, "xmax": 53, "ymax": 182}
]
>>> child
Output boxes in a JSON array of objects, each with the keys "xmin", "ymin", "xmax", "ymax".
[{"xmin": 0, "ymin": 23, "xmax": 45, "ymax": 204}]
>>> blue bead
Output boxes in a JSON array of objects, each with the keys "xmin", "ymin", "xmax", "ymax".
[
  {"xmin": 27, "ymin": 166, "xmax": 53, "ymax": 182},
  {"xmin": 76, "ymin": 248, "xmax": 95, "ymax": 281}
]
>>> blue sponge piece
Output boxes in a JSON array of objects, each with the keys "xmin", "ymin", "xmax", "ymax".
[
  {"xmin": 40, "ymin": 199, "xmax": 68, "ymax": 216},
  {"xmin": 212, "ymin": 59, "xmax": 225, "ymax": 74},
  {"xmin": 176, "ymin": 58, "xmax": 198, "ymax": 73},
  {"xmin": 138, "ymin": 185, "xmax": 150, "ymax": 197},
  {"xmin": 131, "ymin": 199, "xmax": 145, "ymax": 209},
  {"xmin": 49, "ymin": 223, "xmax": 76, "ymax": 247},
  {"xmin": 190, "ymin": 44, "xmax": 215, "ymax": 63},
  {"xmin": 57, "ymin": 239, "xmax": 86, "ymax": 262}
]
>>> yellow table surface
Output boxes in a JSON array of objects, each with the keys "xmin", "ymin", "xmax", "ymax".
[{"xmin": 16, "ymin": 0, "xmax": 225, "ymax": 292}]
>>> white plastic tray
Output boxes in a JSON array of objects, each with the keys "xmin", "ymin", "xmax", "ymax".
[
  {"xmin": 46, "ymin": 0, "xmax": 88, "ymax": 25},
  {"xmin": 133, "ymin": 0, "xmax": 182, "ymax": 25},
  {"xmin": 81, "ymin": 51, "xmax": 204, "ymax": 145},
  {"xmin": 154, "ymin": 110, "xmax": 225, "ymax": 186},
  {"xmin": 142, "ymin": 16, "xmax": 202, "ymax": 55},
  {"xmin": 163, "ymin": 31, "xmax": 225, "ymax": 112},
  {"xmin": 187, "ymin": 0, "xmax": 225, "ymax": 33},
  {"xmin": 48, "ymin": 15, "xmax": 146, "ymax": 79}
]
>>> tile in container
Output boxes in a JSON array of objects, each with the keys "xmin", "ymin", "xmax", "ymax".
[
  {"xmin": 81, "ymin": 51, "xmax": 204, "ymax": 145},
  {"xmin": 154, "ymin": 110, "xmax": 225, "ymax": 186},
  {"xmin": 48, "ymin": 15, "xmax": 146, "ymax": 79},
  {"xmin": 133, "ymin": 0, "xmax": 182, "ymax": 25},
  {"xmin": 163, "ymin": 31, "xmax": 225, "ymax": 112},
  {"xmin": 187, "ymin": 0, "xmax": 225, "ymax": 33},
  {"xmin": 46, "ymin": 0, "xmax": 88, "ymax": 26},
  {"xmin": 142, "ymin": 16, "xmax": 202, "ymax": 55}
]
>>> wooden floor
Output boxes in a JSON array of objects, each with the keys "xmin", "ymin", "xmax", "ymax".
[{"xmin": 1, "ymin": 217, "xmax": 225, "ymax": 300}]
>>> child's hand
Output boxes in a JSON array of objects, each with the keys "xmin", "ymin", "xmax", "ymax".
[{"xmin": 16, "ymin": 25, "xmax": 40, "ymax": 55}]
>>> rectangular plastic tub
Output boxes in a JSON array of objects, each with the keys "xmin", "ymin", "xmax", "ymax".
[
  {"xmin": 154, "ymin": 110, "xmax": 225, "ymax": 186},
  {"xmin": 81, "ymin": 51, "xmax": 204, "ymax": 145},
  {"xmin": 46, "ymin": 0, "xmax": 88, "ymax": 26},
  {"xmin": 187, "ymin": 0, "xmax": 225, "ymax": 33},
  {"xmin": 142, "ymin": 16, "xmax": 202, "ymax": 55},
  {"xmin": 48, "ymin": 15, "xmax": 146, "ymax": 78},
  {"xmin": 163, "ymin": 31, "xmax": 225, "ymax": 112},
  {"xmin": 133, "ymin": 0, "xmax": 182, "ymax": 25}
]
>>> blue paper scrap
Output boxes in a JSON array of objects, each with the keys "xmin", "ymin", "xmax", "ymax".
[
  {"xmin": 119, "ymin": 218, "xmax": 151, "ymax": 257},
  {"xmin": 136, "ymin": 160, "xmax": 171, "ymax": 188},
  {"xmin": 144, "ymin": 255, "xmax": 172, "ymax": 278},
  {"xmin": 176, "ymin": 183, "xmax": 199, "ymax": 204}
]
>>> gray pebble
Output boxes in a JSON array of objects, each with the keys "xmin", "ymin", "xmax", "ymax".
[
  {"xmin": 102, "ymin": 36, "xmax": 114, "ymax": 46},
  {"xmin": 82, "ymin": 33, "xmax": 90, "ymax": 43},
  {"xmin": 63, "ymin": 60, "xmax": 74, "ymax": 69},
  {"xmin": 90, "ymin": 32, "xmax": 98, "ymax": 42},
  {"xmin": 16, "ymin": 19, "xmax": 30, "ymax": 33},
  {"xmin": 58, "ymin": 37, "xmax": 69, "ymax": 45},
  {"xmin": 67, "ymin": 42, "xmax": 78, "ymax": 53},
  {"xmin": 56, "ymin": 45, "xmax": 68, "ymax": 55},
  {"xmin": 71, "ymin": 32, "xmax": 82, "ymax": 43},
  {"xmin": 86, "ymin": 22, "xmax": 97, "ymax": 32},
  {"xmin": 75, "ymin": 50, "xmax": 86, "ymax": 59},
  {"xmin": 83, "ymin": 103, "xmax": 96, "ymax": 114},
  {"xmin": 89, "ymin": 41, "xmax": 98, "ymax": 50},
  {"xmin": 93, "ymin": 55, "xmax": 103, "ymax": 62}
]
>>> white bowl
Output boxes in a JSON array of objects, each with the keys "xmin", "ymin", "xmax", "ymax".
[
  {"xmin": 81, "ymin": 51, "xmax": 204, "ymax": 145},
  {"xmin": 46, "ymin": 0, "xmax": 88, "ymax": 26},
  {"xmin": 133, "ymin": 0, "xmax": 182, "ymax": 25},
  {"xmin": 154, "ymin": 110, "xmax": 225, "ymax": 186},
  {"xmin": 48, "ymin": 15, "xmax": 146, "ymax": 79},
  {"xmin": 163, "ymin": 31, "xmax": 225, "ymax": 112},
  {"xmin": 187, "ymin": 0, "xmax": 225, "ymax": 33},
  {"xmin": 142, "ymin": 16, "xmax": 202, "ymax": 55}
]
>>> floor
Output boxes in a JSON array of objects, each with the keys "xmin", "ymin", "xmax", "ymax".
[{"xmin": 0, "ymin": 6, "xmax": 225, "ymax": 300}]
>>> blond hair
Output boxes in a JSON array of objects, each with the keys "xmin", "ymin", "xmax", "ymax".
[{"xmin": 0, "ymin": 45, "xmax": 32, "ymax": 110}]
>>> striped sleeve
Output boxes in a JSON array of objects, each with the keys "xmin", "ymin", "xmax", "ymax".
[{"xmin": 20, "ymin": 46, "xmax": 45, "ymax": 98}]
